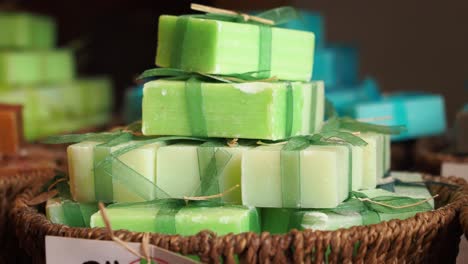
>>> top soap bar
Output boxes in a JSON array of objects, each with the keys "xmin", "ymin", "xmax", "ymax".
[
  {"xmin": 0, "ymin": 12, "xmax": 56, "ymax": 49},
  {"xmin": 156, "ymin": 15, "xmax": 315, "ymax": 81}
]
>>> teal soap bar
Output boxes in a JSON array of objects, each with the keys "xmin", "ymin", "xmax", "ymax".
[
  {"xmin": 46, "ymin": 197, "xmax": 98, "ymax": 227},
  {"xmin": 262, "ymin": 188, "xmax": 432, "ymax": 233},
  {"xmin": 90, "ymin": 201, "xmax": 260, "ymax": 236},
  {"xmin": 344, "ymin": 93, "xmax": 446, "ymax": 141},
  {"xmin": 156, "ymin": 15, "xmax": 315, "ymax": 81},
  {"xmin": 0, "ymin": 12, "xmax": 56, "ymax": 49},
  {"xmin": 143, "ymin": 80, "xmax": 324, "ymax": 140},
  {"xmin": 123, "ymin": 85, "xmax": 143, "ymax": 123}
]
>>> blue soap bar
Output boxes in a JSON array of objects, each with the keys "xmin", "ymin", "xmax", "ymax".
[
  {"xmin": 278, "ymin": 10, "xmax": 325, "ymax": 48},
  {"xmin": 123, "ymin": 85, "xmax": 143, "ymax": 123},
  {"xmin": 344, "ymin": 93, "xmax": 447, "ymax": 141},
  {"xmin": 327, "ymin": 78, "xmax": 381, "ymax": 115},
  {"xmin": 313, "ymin": 45, "xmax": 359, "ymax": 86}
]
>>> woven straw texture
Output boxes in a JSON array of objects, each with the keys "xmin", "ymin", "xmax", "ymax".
[{"xmin": 10, "ymin": 174, "xmax": 468, "ymax": 264}]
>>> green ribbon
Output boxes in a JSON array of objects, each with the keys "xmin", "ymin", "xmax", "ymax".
[
  {"xmin": 291, "ymin": 191, "xmax": 432, "ymax": 230},
  {"xmin": 185, "ymin": 77, "xmax": 207, "ymax": 137},
  {"xmin": 279, "ymin": 133, "xmax": 367, "ymax": 207}
]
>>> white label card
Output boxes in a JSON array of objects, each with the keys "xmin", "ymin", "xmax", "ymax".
[
  {"xmin": 45, "ymin": 236, "xmax": 199, "ymax": 264},
  {"xmin": 441, "ymin": 162, "xmax": 468, "ymax": 181}
]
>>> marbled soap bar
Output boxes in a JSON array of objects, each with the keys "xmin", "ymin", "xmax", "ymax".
[
  {"xmin": 156, "ymin": 15, "xmax": 315, "ymax": 81},
  {"xmin": 68, "ymin": 141, "xmax": 165, "ymax": 203},
  {"xmin": 0, "ymin": 13, "xmax": 56, "ymax": 49},
  {"xmin": 90, "ymin": 202, "xmax": 260, "ymax": 236},
  {"xmin": 242, "ymin": 144, "xmax": 350, "ymax": 208},
  {"xmin": 143, "ymin": 80, "xmax": 324, "ymax": 140},
  {"xmin": 157, "ymin": 143, "xmax": 251, "ymax": 204},
  {"xmin": 262, "ymin": 188, "xmax": 432, "ymax": 233},
  {"xmin": 46, "ymin": 197, "xmax": 98, "ymax": 227},
  {"xmin": 0, "ymin": 104, "xmax": 22, "ymax": 154}
]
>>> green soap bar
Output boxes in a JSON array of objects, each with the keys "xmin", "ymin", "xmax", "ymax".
[
  {"xmin": 90, "ymin": 203, "xmax": 260, "ymax": 236},
  {"xmin": 383, "ymin": 135, "xmax": 391, "ymax": 173},
  {"xmin": 68, "ymin": 141, "xmax": 165, "ymax": 203},
  {"xmin": 76, "ymin": 77, "xmax": 114, "ymax": 115},
  {"xmin": 242, "ymin": 144, "xmax": 350, "ymax": 208},
  {"xmin": 0, "ymin": 13, "xmax": 56, "ymax": 49},
  {"xmin": 157, "ymin": 143, "xmax": 251, "ymax": 204},
  {"xmin": 157, "ymin": 15, "xmax": 315, "ymax": 81},
  {"xmin": 262, "ymin": 188, "xmax": 432, "ymax": 233},
  {"xmin": 42, "ymin": 49, "xmax": 76, "ymax": 83},
  {"xmin": 0, "ymin": 51, "xmax": 42, "ymax": 86},
  {"xmin": 46, "ymin": 197, "xmax": 98, "ymax": 227},
  {"xmin": 0, "ymin": 88, "xmax": 37, "ymax": 140},
  {"xmin": 390, "ymin": 171, "xmax": 434, "ymax": 208},
  {"xmin": 143, "ymin": 80, "xmax": 324, "ymax": 140},
  {"xmin": 358, "ymin": 133, "xmax": 381, "ymax": 189}
]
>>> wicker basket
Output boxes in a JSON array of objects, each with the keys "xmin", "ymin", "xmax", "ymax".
[
  {"xmin": 10, "ymin": 174, "xmax": 468, "ymax": 264},
  {"xmin": 414, "ymin": 136, "xmax": 468, "ymax": 175},
  {"xmin": 0, "ymin": 168, "xmax": 55, "ymax": 264}
]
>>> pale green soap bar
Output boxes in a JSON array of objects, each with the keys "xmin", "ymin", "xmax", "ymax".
[
  {"xmin": 0, "ymin": 51, "xmax": 42, "ymax": 86},
  {"xmin": 262, "ymin": 188, "xmax": 431, "ymax": 232},
  {"xmin": 143, "ymin": 80, "xmax": 324, "ymax": 140},
  {"xmin": 0, "ymin": 13, "xmax": 56, "ymax": 49},
  {"xmin": 157, "ymin": 143, "xmax": 251, "ymax": 204},
  {"xmin": 383, "ymin": 135, "xmax": 391, "ymax": 172},
  {"xmin": 350, "ymin": 146, "xmax": 363, "ymax": 191},
  {"xmin": 42, "ymin": 50, "xmax": 76, "ymax": 83},
  {"xmin": 358, "ymin": 133, "xmax": 381, "ymax": 189},
  {"xmin": 157, "ymin": 15, "xmax": 315, "ymax": 81},
  {"xmin": 75, "ymin": 77, "xmax": 113, "ymax": 115},
  {"xmin": 46, "ymin": 197, "xmax": 98, "ymax": 227},
  {"xmin": 90, "ymin": 204, "xmax": 260, "ymax": 236},
  {"xmin": 68, "ymin": 141, "xmax": 165, "ymax": 203},
  {"xmin": 242, "ymin": 144, "xmax": 349, "ymax": 208},
  {"xmin": 390, "ymin": 171, "xmax": 434, "ymax": 208}
]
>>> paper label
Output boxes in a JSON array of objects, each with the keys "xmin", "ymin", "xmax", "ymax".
[
  {"xmin": 441, "ymin": 162, "xmax": 468, "ymax": 181},
  {"xmin": 46, "ymin": 236, "xmax": 199, "ymax": 264}
]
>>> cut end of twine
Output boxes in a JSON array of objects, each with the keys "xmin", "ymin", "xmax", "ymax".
[
  {"xmin": 183, "ymin": 184, "xmax": 240, "ymax": 201},
  {"xmin": 190, "ymin": 3, "xmax": 275, "ymax": 25},
  {"xmin": 358, "ymin": 194, "xmax": 439, "ymax": 210}
]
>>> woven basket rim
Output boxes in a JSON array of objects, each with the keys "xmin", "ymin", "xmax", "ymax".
[{"xmin": 10, "ymin": 173, "xmax": 468, "ymax": 263}]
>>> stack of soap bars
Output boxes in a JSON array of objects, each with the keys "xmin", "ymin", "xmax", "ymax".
[
  {"xmin": 45, "ymin": 7, "xmax": 432, "ymax": 236},
  {"xmin": 0, "ymin": 12, "xmax": 113, "ymax": 141}
]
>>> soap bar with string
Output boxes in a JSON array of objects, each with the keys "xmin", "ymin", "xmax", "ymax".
[
  {"xmin": 143, "ymin": 80, "xmax": 324, "ymax": 140},
  {"xmin": 156, "ymin": 15, "xmax": 315, "ymax": 81},
  {"xmin": 242, "ymin": 144, "xmax": 351, "ymax": 208},
  {"xmin": 262, "ymin": 188, "xmax": 433, "ymax": 233},
  {"xmin": 67, "ymin": 140, "xmax": 166, "ymax": 203},
  {"xmin": 0, "ymin": 104, "xmax": 22, "ymax": 155},
  {"xmin": 90, "ymin": 201, "xmax": 260, "ymax": 236},
  {"xmin": 0, "ymin": 13, "xmax": 56, "ymax": 49},
  {"xmin": 156, "ymin": 142, "xmax": 252, "ymax": 204},
  {"xmin": 46, "ymin": 197, "xmax": 99, "ymax": 227}
]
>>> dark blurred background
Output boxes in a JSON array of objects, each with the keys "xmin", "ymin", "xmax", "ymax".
[{"xmin": 7, "ymin": 0, "xmax": 468, "ymax": 124}]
